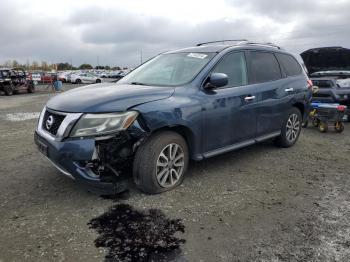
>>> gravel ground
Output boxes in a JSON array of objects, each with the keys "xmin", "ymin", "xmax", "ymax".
[{"xmin": 1, "ymin": 86, "xmax": 350, "ymax": 261}]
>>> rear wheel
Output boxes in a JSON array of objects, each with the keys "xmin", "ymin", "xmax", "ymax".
[
  {"xmin": 96, "ymin": 79, "xmax": 101, "ymax": 83},
  {"xmin": 276, "ymin": 107, "xmax": 302, "ymax": 148},
  {"xmin": 334, "ymin": 121, "xmax": 344, "ymax": 133},
  {"xmin": 133, "ymin": 131, "xmax": 189, "ymax": 194},
  {"xmin": 27, "ymin": 84, "xmax": 35, "ymax": 93}
]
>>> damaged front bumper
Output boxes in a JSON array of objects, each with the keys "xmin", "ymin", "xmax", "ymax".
[{"xmin": 34, "ymin": 107, "xmax": 148, "ymax": 193}]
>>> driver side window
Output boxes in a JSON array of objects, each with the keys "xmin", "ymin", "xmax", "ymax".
[{"xmin": 212, "ymin": 52, "xmax": 248, "ymax": 88}]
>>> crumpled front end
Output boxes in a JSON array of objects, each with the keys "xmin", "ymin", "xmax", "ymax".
[{"xmin": 34, "ymin": 107, "xmax": 148, "ymax": 193}]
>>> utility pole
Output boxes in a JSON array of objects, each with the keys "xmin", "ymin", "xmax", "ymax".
[
  {"xmin": 140, "ymin": 50, "xmax": 143, "ymax": 65},
  {"xmin": 97, "ymin": 56, "xmax": 100, "ymax": 68}
]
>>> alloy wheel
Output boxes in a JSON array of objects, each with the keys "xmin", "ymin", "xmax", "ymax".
[
  {"xmin": 286, "ymin": 113, "xmax": 300, "ymax": 142},
  {"xmin": 156, "ymin": 143, "xmax": 185, "ymax": 188}
]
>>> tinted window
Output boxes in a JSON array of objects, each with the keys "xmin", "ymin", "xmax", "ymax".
[
  {"xmin": 250, "ymin": 52, "xmax": 281, "ymax": 83},
  {"xmin": 312, "ymin": 79, "xmax": 334, "ymax": 88},
  {"xmin": 276, "ymin": 53, "xmax": 302, "ymax": 76},
  {"xmin": 212, "ymin": 52, "xmax": 247, "ymax": 88}
]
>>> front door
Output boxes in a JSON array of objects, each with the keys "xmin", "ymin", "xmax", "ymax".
[{"xmin": 201, "ymin": 51, "xmax": 258, "ymax": 154}]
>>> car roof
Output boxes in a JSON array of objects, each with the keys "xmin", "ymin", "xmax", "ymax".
[{"xmin": 166, "ymin": 42, "xmax": 290, "ymax": 55}]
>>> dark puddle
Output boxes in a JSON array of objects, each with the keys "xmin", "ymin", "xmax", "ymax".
[{"xmin": 88, "ymin": 204, "xmax": 186, "ymax": 261}]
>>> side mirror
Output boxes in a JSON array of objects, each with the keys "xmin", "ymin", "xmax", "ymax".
[
  {"xmin": 205, "ymin": 73, "xmax": 228, "ymax": 89},
  {"xmin": 312, "ymin": 85, "xmax": 319, "ymax": 94}
]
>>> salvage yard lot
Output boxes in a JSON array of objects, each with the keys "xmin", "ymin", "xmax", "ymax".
[{"xmin": 1, "ymin": 88, "xmax": 350, "ymax": 261}]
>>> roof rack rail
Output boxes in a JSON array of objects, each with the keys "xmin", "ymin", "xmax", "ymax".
[
  {"xmin": 196, "ymin": 40, "xmax": 282, "ymax": 50},
  {"xmin": 196, "ymin": 39, "xmax": 248, "ymax": 46},
  {"xmin": 240, "ymin": 41, "xmax": 282, "ymax": 50}
]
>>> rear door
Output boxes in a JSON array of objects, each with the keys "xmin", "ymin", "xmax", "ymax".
[{"xmin": 247, "ymin": 51, "xmax": 289, "ymax": 136}]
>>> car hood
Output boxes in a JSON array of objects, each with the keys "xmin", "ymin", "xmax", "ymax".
[
  {"xmin": 46, "ymin": 83, "xmax": 175, "ymax": 113},
  {"xmin": 301, "ymin": 47, "xmax": 350, "ymax": 74}
]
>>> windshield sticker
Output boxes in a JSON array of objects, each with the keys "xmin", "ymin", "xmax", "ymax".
[{"xmin": 187, "ymin": 53, "xmax": 208, "ymax": 59}]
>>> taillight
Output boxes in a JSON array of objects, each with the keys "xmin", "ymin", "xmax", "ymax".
[
  {"xmin": 337, "ymin": 105, "xmax": 346, "ymax": 112},
  {"xmin": 307, "ymin": 79, "xmax": 313, "ymax": 89}
]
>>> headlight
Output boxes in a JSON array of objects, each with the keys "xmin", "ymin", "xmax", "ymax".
[{"xmin": 70, "ymin": 111, "xmax": 138, "ymax": 137}]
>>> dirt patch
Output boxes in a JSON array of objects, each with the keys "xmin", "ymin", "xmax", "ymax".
[{"xmin": 88, "ymin": 204, "xmax": 185, "ymax": 261}]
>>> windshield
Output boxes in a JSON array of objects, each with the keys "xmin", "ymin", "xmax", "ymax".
[
  {"xmin": 336, "ymin": 78, "xmax": 350, "ymax": 88},
  {"xmin": 119, "ymin": 52, "xmax": 216, "ymax": 86}
]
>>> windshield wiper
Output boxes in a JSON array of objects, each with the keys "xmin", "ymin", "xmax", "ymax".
[{"xmin": 130, "ymin": 82, "xmax": 149, "ymax": 86}]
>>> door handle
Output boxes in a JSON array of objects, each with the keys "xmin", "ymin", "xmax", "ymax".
[
  {"xmin": 244, "ymin": 96, "xmax": 256, "ymax": 101},
  {"xmin": 285, "ymin": 88, "xmax": 294, "ymax": 92}
]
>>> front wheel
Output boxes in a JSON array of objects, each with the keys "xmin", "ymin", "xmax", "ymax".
[
  {"xmin": 4, "ymin": 84, "xmax": 14, "ymax": 96},
  {"xmin": 275, "ymin": 107, "xmax": 302, "ymax": 148},
  {"xmin": 75, "ymin": 79, "xmax": 81, "ymax": 84},
  {"xmin": 133, "ymin": 131, "xmax": 189, "ymax": 194}
]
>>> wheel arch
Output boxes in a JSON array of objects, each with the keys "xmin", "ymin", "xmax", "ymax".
[
  {"xmin": 149, "ymin": 125, "xmax": 195, "ymax": 158},
  {"xmin": 292, "ymin": 102, "xmax": 305, "ymax": 118}
]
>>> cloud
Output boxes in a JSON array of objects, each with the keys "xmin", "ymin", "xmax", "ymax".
[{"xmin": 0, "ymin": 0, "xmax": 349, "ymax": 67}]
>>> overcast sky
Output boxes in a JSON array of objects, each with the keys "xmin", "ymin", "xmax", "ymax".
[{"xmin": 1, "ymin": 0, "xmax": 349, "ymax": 67}]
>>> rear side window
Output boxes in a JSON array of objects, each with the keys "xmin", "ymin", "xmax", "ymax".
[
  {"xmin": 212, "ymin": 52, "xmax": 248, "ymax": 88},
  {"xmin": 276, "ymin": 53, "xmax": 302, "ymax": 76},
  {"xmin": 250, "ymin": 52, "xmax": 282, "ymax": 83}
]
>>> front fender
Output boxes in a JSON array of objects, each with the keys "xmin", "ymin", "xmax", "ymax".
[{"xmin": 132, "ymin": 89, "xmax": 203, "ymax": 159}]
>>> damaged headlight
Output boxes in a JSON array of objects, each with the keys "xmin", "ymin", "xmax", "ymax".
[{"xmin": 70, "ymin": 111, "xmax": 138, "ymax": 137}]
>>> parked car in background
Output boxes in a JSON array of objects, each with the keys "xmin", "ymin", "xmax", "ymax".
[
  {"xmin": 0, "ymin": 68, "xmax": 35, "ymax": 95},
  {"xmin": 310, "ymin": 71, "xmax": 350, "ymax": 103},
  {"xmin": 28, "ymin": 72, "xmax": 42, "ymax": 84},
  {"xmin": 311, "ymin": 77, "xmax": 350, "ymax": 104},
  {"xmin": 301, "ymin": 47, "xmax": 350, "ymax": 74},
  {"xmin": 40, "ymin": 72, "xmax": 54, "ymax": 84},
  {"xmin": 108, "ymin": 71, "xmax": 126, "ymax": 80},
  {"xmin": 70, "ymin": 72, "xmax": 102, "ymax": 84},
  {"xmin": 58, "ymin": 72, "xmax": 72, "ymax": 83},
  {"xmin": 35, "ymin": 40, "xmax": 311, "ymax": 194}
]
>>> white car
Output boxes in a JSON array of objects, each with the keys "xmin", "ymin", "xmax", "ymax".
[{"xmin": 70, "ymin": 73, "xmax": 102, "ymax": 84}]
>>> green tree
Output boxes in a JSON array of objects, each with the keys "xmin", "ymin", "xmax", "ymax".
[
  {"xmin": 79, "ymin": 64, "xmax": 93, "ymax": 70},
  {"xmin": 57, "ymin": 62, "xmax": 72, "ymax": 71}
]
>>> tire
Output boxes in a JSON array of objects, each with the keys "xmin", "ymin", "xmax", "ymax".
[
  {"xmin": 75, "ymin": 79, "xmax": 81, "ymax": 84},
  {"xmin": 312, "ymin": 118, "xmax": 319, "ymax": 127},
  {"xmin": 133, "ymin": 131, "xmax": 189, "ymax": 194},
  {"xmin": 27, "ymin": 84, "xmax": 35, "ymax": 93},
  {"xmin": 318, "ymin": 122, "xmax": 328, "ymax": 133},
  {"xmin": 334, "ymin": 121, "xmax": 344, "ymax": 133},
  {"xmin": 96, "ymin": 79, "xmax": 101, "ymax": 83},
  {"xmin": 4, "ymin": 84, "xmax": 14, "ymax": 96},
  {"xmin": 275, "ymin": 107, "xmax": 302, "ymax": 148}
]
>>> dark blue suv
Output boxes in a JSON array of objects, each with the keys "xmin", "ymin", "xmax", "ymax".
[{"xmin": 34, "ymin": 40, "xmax": 312, "ymax": 194}]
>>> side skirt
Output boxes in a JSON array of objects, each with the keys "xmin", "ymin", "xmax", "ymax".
[{"xmin": 200, "ymin": 131, "xmax": 281, "ymax": 159}]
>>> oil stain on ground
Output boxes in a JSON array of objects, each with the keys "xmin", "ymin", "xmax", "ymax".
[{"xmin": 88, "ymin": 204, "xmax": 186, "ymax": 261}]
